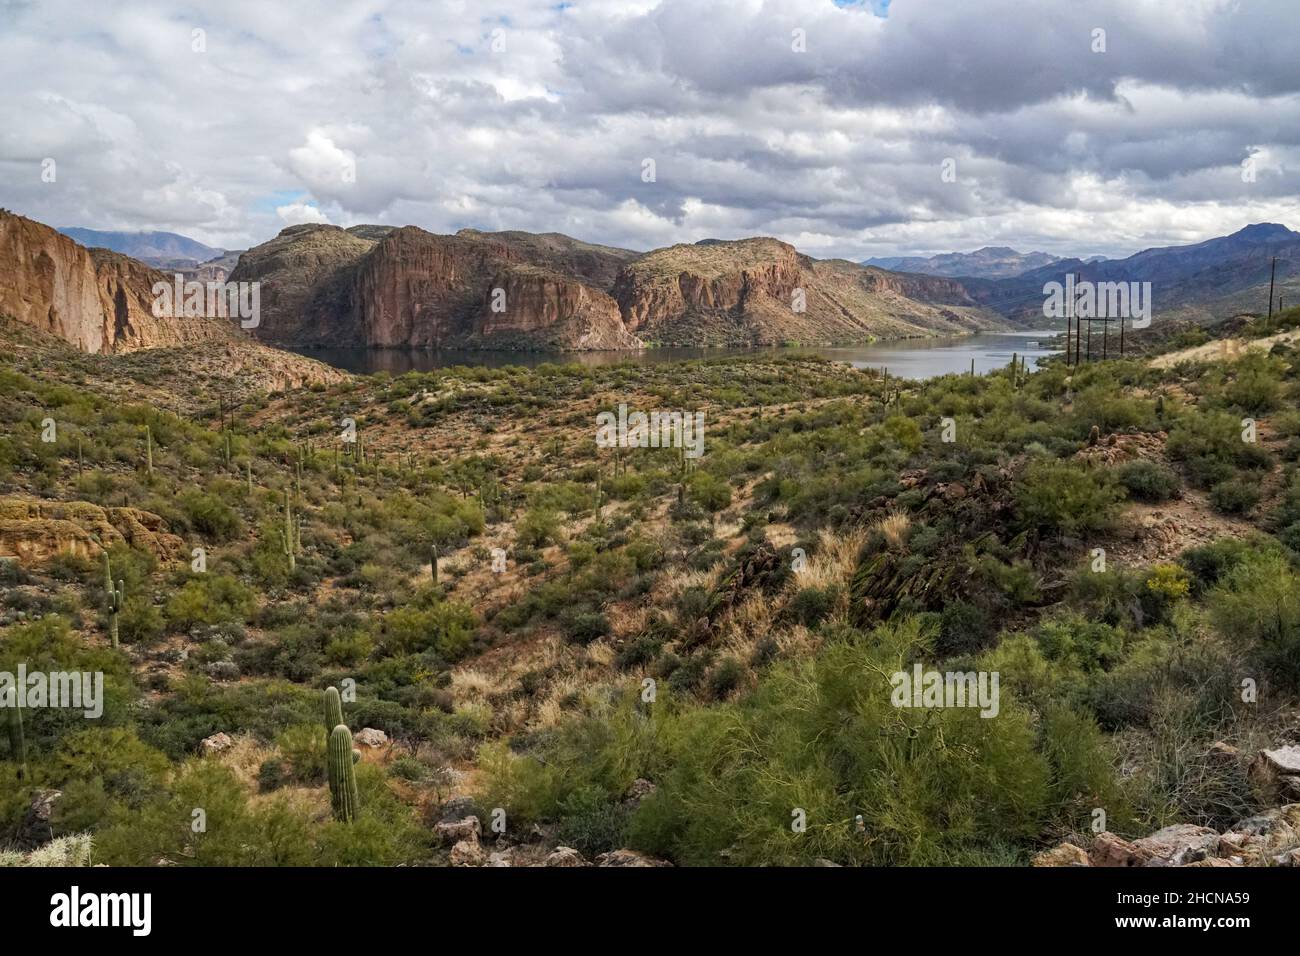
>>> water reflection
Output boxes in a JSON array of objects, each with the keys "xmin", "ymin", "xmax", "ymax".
[{"xmin": 289, "ymin": 332, "xmax": 1059, "ymax": 381}]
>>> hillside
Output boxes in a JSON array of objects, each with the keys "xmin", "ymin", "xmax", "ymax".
[
  {"xmin": 967, "ymin": 223, "xmax": 1300, "ymax": 326},
  {"xmin": 58, "ymin": 227, "xmax": 223, "ymax": 266},
  {"xmin": 612, "ymin": 238, "xmax": 999, "ymax": 346},
  {"xmin": 2, "ymin": 306, "xmax": 1298, "ymax": 867},
  {"xmin": 864, "ymin": 246, "xmax": 1063, "ymax": 279},
  {"xmin": 231, "ymin": 226, "xmax": 1006, "ymax": 351}
]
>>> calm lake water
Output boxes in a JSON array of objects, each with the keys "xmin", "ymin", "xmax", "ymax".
[{"xmin": 291, "ymin": 332, "xmax": 1059, "ymax": 381}]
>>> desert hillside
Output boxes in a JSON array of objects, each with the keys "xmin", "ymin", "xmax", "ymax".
[{"xmin": 2, "ymin": 303, "xmax": 1299, "ymax": 867}]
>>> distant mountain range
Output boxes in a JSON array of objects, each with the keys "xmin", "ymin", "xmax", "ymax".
[
  {"xmin": 959, "ymin": 223, "xmax": 1300, "ymax": 325},
  {"xmin": 8, "ymin": 213, "xmax": 1297, "ymax": 353},
  {"xmin": 863, "ymin": 246, "xmax": 1066, "ymax": 279},
  {"xmin": 58, "ymin": 227, "xmax": 224, "ymax": 267}
]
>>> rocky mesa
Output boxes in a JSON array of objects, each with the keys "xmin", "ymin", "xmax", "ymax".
[
  {"xmin": 235, "ymin": 226, "xmax": 1004, "ymax": 351},
  {"xmin": 612, "ymin": 237, "xmax": 1001, "ymax": 346}
]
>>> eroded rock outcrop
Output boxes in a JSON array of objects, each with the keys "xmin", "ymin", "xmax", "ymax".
[
  {"xmin": 0, "ymin": 210, "xmax": 237, "ymax": 354},
  {"xmin": 473, "ymin": 267, "xmax": 640, "ymax": 349},
  {"xmin": 0, "ymin": 498, "xmax": 185, "ymax": 565}
]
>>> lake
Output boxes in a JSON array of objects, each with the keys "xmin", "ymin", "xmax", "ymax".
[{"xmin": 290, "ymin": 331, "xmax": 1059, "ymax": 381}]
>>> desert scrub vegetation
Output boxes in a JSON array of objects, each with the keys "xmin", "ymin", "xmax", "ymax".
[{"xmin": 1, "ymin": 332, "xmax": 1299, "ymax": 866}]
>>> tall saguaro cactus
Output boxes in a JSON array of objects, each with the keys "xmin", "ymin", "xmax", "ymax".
[
  {"xmin": 144, "ymin": 424, "xmax": 154, "ymax": 477},
  {"xmin": 328, "ymin": 724, "xmax": 361, "ymax": 823},
  {"xmin": 104, "ymin": 552, "xmax": 124, "ymax": 649},
  {"xmin": 279, "ymin": 488, "xmax": 297, "ymax": 572},
  {"xmin": 323, "ymin": 686, "xmax": 344, "ymax": 738}
]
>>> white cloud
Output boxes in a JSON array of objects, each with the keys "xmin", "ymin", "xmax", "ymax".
[
  {"xmin": 276, "ymin": 201, "xmax": 331, "ymax": 226},
  {"xmin": 0, "ymin": 0, "xmax": 1296, "ymax": 258}
]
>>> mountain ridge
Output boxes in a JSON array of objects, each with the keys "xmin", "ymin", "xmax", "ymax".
[{"xmin": 231, "ymin": 224, "xmax": 1005, "ymax": 350}]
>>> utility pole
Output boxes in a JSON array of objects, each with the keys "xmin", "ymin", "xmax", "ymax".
[
  {"xmin": 1269, "ymin": 256, "xmax": 1277, "ymax": 319},
  {"xmin": 1066, "ymin": 272, "xmax": 1075, "ymax": 366},
  {"xmin": 1071, "ymin": 277, "xmax": 1081, "ymax": 369}
]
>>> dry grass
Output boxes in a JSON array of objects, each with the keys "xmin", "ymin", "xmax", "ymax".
[
  {"xmin": 451, "ymin": 668, "xmax": 500, "ymax": 702},
  {"xmin": 875, "ymin": 511, "xmax": 911, "ymax": 549}
]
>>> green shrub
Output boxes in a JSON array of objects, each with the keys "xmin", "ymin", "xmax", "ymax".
[
  {"xmin": 1207, "ymin": 550, "xmax": 1300, "ymax": 692},
  {"xmin": 788, "ymin": 586, "xmax": 836, "ymax": 627},
  {"xmin": 165, "ymin": 575, "xmax": 256, "ymax": 631},
  {"xmin": 375, "ymin": 601, "xmax": 476, "ymax": 659},
  {"xmin": 1115, "ymin": 460, "xmax": 1181, "ymax": 502},
  {"xmin": 1016, "ymin": 460, "xmax": 1122, "ymax": 535},
  {"xmin": 1209, "ymin": 478, "xmax": 1262, "ymax": 515},
  {"xmin": 687, "ymin": 472, "xmax": 732, "ymax": 512}
]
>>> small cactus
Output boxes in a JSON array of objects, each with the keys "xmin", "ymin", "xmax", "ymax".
[
  {"xmin": 328, "ymin": 724, "xmax": 361, "ymax": 823},
  {"xmin": 1088, "ymin": 424, "xmax": 1101, "ymax": 446}
]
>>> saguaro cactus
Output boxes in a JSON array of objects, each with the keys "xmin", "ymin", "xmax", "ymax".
[
  {"xmin": 109, "ymin": 579, "xmax": 124, "ymax": 649},
  {"xmin": 7, "ymin": 699, "xmax": 27, "ymax": 781},
  {"xmin": 323, "ymin": 686, "xmax": 344, "ymax": 737},
  {"xmin": 144, "ymin": 424, "xmax": 154, "ymax": 477},
  {"xmin": 328, "ymin": 724, "xmax": 361, "ymax": 823},
  {"xmin": 104, "ymin": 553, "xmax": 124, "ymax": 649},
  {"xmin": 430, "ymin": 545, "xmax": 439, "ymax": 584},
  {"xmin": 279, "ymin": 488, "xmax": 297, "ymax": 572}
]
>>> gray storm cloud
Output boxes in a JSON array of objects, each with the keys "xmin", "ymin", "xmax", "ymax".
[{"xmin": 0, "ymin": 0, "xmax": 1297, "ymax": 259}]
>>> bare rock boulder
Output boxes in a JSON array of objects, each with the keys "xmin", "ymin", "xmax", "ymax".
[
  {"xmin": 543, "ymin": 846, "xmax": 591, "ymax": 867},
  {"xmin": 595, "ymin": 849, "xmax": 672, "ymax": 867},
  {"xmin": 353, "ymin": 728, "xmax": 388, "ymax": 748},
  {"xmin": 449, "ymin": 838, "xmax": 485, "ymax": 867},
  {"xmin": 434, "ymin": 816, "xmax": 481, "ymax": 846},
  {"xmin": 1032, "ymin": 843, "xmax": 1091, "ymax": 867},
  {"xmin": 200, "ymin": 732, "xmax": 234, "ymax": 755}
]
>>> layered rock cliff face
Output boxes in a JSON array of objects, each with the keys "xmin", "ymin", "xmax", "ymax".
[
  {"xmin": 474, "ymin": 266, "xmax": 639, "ymax": 350},
  {"xmin": 232, "ymin": 226, "xmax": 1004, "ymax": 350},
  {"xmin": 227, "ymin": 224, "xmax": 379, "ymax": 346},
  {"xmin": 612, "ymin": 238, "xmax": 1001, "ymax": 346},
  {"xmin": 0, "ymin": 210, "xmax": 236, "ymax": 353},
  {"xmin": 353, "ymin": 228, "xmax": 493, "ymax": 347},
  {"xmin": 232, "ymin": 224, "xmax": 639, "ymax": 349}
]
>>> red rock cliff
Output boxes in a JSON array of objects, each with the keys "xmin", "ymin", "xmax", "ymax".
[{"xmin": 0, "ymin": 210, "xmax": 236, "ymax": 353}]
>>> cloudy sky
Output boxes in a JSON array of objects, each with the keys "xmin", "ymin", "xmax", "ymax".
[{"xmin": 2, "ymin": 0, "xmax": 1298, "ymax": 260}]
